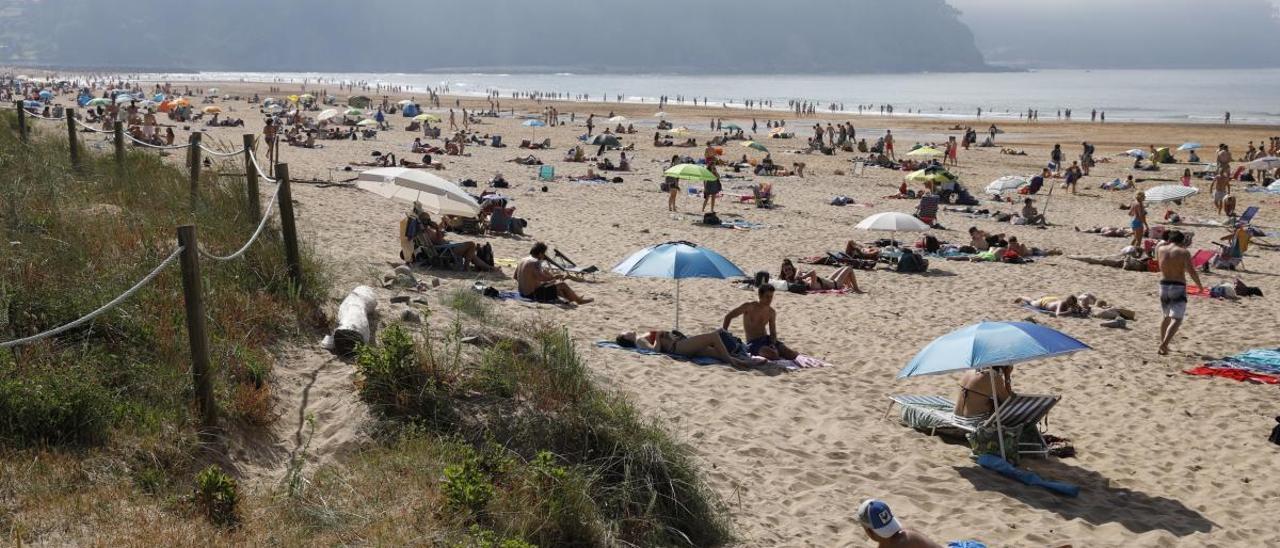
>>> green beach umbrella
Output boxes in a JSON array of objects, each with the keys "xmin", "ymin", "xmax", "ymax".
[
  {"xmin": 722, "ymin": 123, "xmax": 742, "ymax": 131},
  {"xmin": 906, "ymin": 146, "xmax": 944, "ymax": 158},
  {"xmin": 414, "ymin": 113, "xmax": 441, "ymax": 122},
  {"xmin": 345, "ymin": 108, "xmax": 365, "ymax": 116},
  {"xmin": 741, "ymin": 140, "xmax": 769, "ymax": 153},
  {"xmin": 664, "ymin": 164, "xmax": 718, "ymax": 182},
  {"xmin": 85, "ymin": 98, "xmax": 111, "ymax": 107},
  {"xmin": 906, "ymin": 168, "xmax": 955, "ymax": 184}
]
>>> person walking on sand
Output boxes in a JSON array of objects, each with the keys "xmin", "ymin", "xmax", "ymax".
[
  {"xmin": 722, "ymin": 285, "xmax": 796, "ymax": 361},
  {"xmin": 448, "ymin": 109, "xmax": 457, "ymax": 131},
  {"xmin": 1156, "ymin": 231, "xmax": 1203, "ymax": 356},
  {"xmin": 1129, "ymin": 191, "xmax": 1148, "ymax": 248},
  {"xmin": 1216, "ymin": 144, "xmax": 1232, "ymax": 176},
  {"xmin": 1212, "ymin": 173, "xmax": 1231, "ymax": 214},
  {"xmin": 884, "ymin": 130, "xmax": 895, "ymax": 160},
  {"xmin": 856, "ymin": 499, "xmax": 942, "ymax": 548},
  {"xmin": 263, "ymin": 118, "xmax": 278, "ymax": 158}
]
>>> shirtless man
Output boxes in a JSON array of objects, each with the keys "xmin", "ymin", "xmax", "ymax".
[
  {"xmin": 1156, "ymin": 231, "xmax": 1204, "ymax": 355},
  {"xmin": 856, "ymin": 499, "xmax": 942, "ymax": 548},
  {"xmin": 514, "ymin": 242, "xmax": 592, "ymax": 305},
  {"xmin": 722, "ymin": 285, "xmax": 797, "ymax": 360},
  {"xmin": 1211, "ymin": 174, "xmax": 1231, "ymax": 214},
  {"xmin": 1215, "ymin": 144, "xmax": 1232, "ymax": 176}
]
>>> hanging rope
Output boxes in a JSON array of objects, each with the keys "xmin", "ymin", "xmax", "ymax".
[
  {"xmin": 0, "ymin": 247, "xmax": 184, "ymax": 349},
  {"xmin": 198, "ymin": 182, "xmax": 282, "ymax": 262}
]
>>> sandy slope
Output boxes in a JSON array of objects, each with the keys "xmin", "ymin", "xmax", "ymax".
[{"xmin": 142, "ymin": 83, "xmax": 1280, "ymax": 547}]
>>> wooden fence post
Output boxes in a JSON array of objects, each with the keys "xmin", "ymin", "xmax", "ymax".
[
  {"xmin": 242, "ymin": 134, "xmax": 261, "ymax": 224},
  {"xmin": 113, "ymin": 121, "xmax": 125, "ymax": 170},
  {"xmin": 188, "ymin": 132, "xmax": 203, "ymax": 210},
  {"xmin": 177, "ymin": 225, "xmax": 216, "ymax": 435},
  {"xmin": 15, "ymin": 101, "xmax": 27, "ymax": 143},
  {"xmin": 65, "ymin": 108, "xmax": 80, "ymax": 169},
  {"xmin": 275, "ymin": 163, "xmax": 303, "ymax": 290}
]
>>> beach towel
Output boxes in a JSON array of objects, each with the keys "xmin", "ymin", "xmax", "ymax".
[
  {"xmin": 947, "ymin": 542, "xmax": 987, "ymax": 548},
  {"xmin": 761, "ymin": 354, "xmax": 831, "ymax": 371},
  {"xmin": 976, "ymin": 454, "xmax": 1079, "ymax": 497},
  {"xmin": 1018, "ymin": 304, "xmax": 1088, "ymax": 317},
  {"xmin": 1183, "ymin": 365, "xmax": 1280, "ymax": 385},
  {"xmin": 1185, "ymin": 285, "xmax": 1216, "ymax": 298},
  {"xmin": 695, "ymin": 219, "xmax": 768, "ymax": 230},
  {"xmin": 594, "ymin": 341, "xmax": 723, "ymax": 366}
]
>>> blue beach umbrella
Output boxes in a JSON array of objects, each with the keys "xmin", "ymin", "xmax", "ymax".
[
  {"xmin": 1177, "ymin": 142, "xmax": 1201, "ymax": 151},
  {"xmin": 613, "ymin": 241, "xmax": 745, "ymax": 329},
  {"xmin": 523, "ymin": 118, "xmax": 546, "ymax": 139},
  {"xmin": 897, "ymin": 321, "xmax": 1090, "ymax": 459},
  {"xmin": 38, "ymin": 89, "xmax": 53, "ymax": 100}
]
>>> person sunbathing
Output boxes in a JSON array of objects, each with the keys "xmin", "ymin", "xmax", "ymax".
[
  {"xmin": 515, "ymin": 242, "xmax": 592, "ymax": 304},
  {"xmin": 615, "ymin": 329, "xmax": 764, "ymax": 369},
  {"xmin": 508, "ymin": 155, "xmax": 542, "ymax": 165},
  {"xmin": 1013, "ymin": 294, "xmax": 1081, "ymax": 317},
  {"xmin": 844, "ymin": 241, "xmax": 882, "ymax": 261},
  {"xmin": 413, "ymin": 211, "xmax": 496, "ymax": 272},
  {"xmin": 955, "ymin": 366, "xmax": 1014, "ymax": 419}
]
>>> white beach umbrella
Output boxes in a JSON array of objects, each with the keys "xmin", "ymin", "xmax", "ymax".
[
  {"xmin": 654, "ymin": 112, "xmax": 668, "ymax": 118},
  {"xmin": 1143, "ymin": 185, "xmax": 1199, "ymax": 204},
  {"xmin": 608, "ymin": 115, "xmax": 627, "ymax": 123},
  {"xmin": 1245, "ymin": 156, "xmax": 1280, "ymax": 170},
  {"xmin": 1122, "ymin": 149, "xmax": 1148, "ymax": 158},
  {"xmin": 855, "ymin": 212, "xmax": 931, "ymax": 232},
  {"xmin": 986, "ymin": 176, "xmax": 1029, "ymax": 194},
  {"xmin": 317, "ymin": 109, "xmax": 339, "ymax": 122},
  {"xmin": 356, "ymin": 168, "xmax": 480, "ymax": 218}
]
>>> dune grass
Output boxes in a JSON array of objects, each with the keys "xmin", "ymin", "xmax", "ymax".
[{"xmin": 0, "ymin": 113, "xmax": 729, "ymax": 546}]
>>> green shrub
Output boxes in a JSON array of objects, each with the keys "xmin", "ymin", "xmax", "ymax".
[
  {"xmin": 441, "ymin": 454, "xmax": 496, "ymax": 517},
  {"xmin": 0, "ymin": 364, "xmax": 113, "ymax": 446},
  {"xmin": 193, "ymin": 465, "xmax": 240, "ymax": 526},
  {"xmin": 444, "ymin": 288, "xmax": 491, "ymax": 320},
  {"xmin": 354, "ymin": 326, "xmax": 456, "ymax": 427}
]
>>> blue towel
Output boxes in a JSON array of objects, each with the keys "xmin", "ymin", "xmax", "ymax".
[
  {"xmin": 976, "ymin": 454, "xmax": 1080, "ymax": 497},
  {"xmin": 495, "ymin": 291, "xmax": 534, "ymax": 302},
  {"xmin": 1220, "ymin": 348, "xmax": 1280, "ymax": 374},
  {"xmin": 594, "ymin": 341, "xmax": 722, "ymax": 366},
  {"xmin": 948, "ymin": 542, "xmax": 987, "ymax": 548}
]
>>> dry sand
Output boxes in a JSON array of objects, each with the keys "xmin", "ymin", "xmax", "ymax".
[{"xmin": 107, "ymin": 82, "xmax": 1280, "ymax": 546}]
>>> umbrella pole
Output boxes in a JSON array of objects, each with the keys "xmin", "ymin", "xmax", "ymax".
[
  {"xmin": 989, "ymin": 369, "xmax": 1008, "ymax": 461},
  {"xmin": 1040, "ymin": 176, "xmax": 1057, "ymax": 222}
]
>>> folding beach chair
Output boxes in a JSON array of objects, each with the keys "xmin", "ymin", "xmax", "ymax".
[
  {"xmin": 487, "ymin": 207, "xmax": 515, "ymax": 234},
  {"xmin": 915, "ymin": 194, "xmax": 940, "ymax": 226},
  {"xmin": 885, "ymin": 393, "xmax": 1062, "ymax": 457},
  {"xmin": 1237, "ymin": 206, "xmax": 1259, "ymax": 226},
  {"xmin": 851, "ymin": 161, "xmax": 868, "ymax": 178},
  {"xmin": 538, "ymin": 165, "xmax": 555, "ymax": 181},
  {"xmin": 1191, "ymin": 249, "xmax": 1215, "ymax": 273},
  {"xmin": 549, "ymin": 249, "xmax": 599, "ymax": 279}
]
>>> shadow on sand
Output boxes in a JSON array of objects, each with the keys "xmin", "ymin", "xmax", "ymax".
[{"xmin": 955, "ymin": 459, "xmax": 1215, "ymax": 537}]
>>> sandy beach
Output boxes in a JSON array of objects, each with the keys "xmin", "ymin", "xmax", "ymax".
[{"xmin": 66, "ymin": 80, "xmax": 1280, "ymax": 546}]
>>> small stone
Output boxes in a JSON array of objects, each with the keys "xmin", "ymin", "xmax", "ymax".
[
  {"xmin": 431, "ymin": 277, "xmax": 441, "ymax": 287},
  {"xmin": 400, "ymin": 309, "xmax": 422, "ymax": 323},
  {"xmin": 640, "ymin": 229, "xmax": 650, "ymax": 234},
  {"xmin": 390, "ymin": 295, "xmax": 410, "ymax": 304}
]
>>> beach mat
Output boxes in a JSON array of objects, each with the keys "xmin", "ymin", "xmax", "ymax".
[{"xmin": 594, "ymin": 341, "xmax": 723, "ymax": 366}]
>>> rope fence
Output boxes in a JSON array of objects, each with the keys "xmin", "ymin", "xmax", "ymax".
[
  {"xmin": 3, "ymin": 95, "xmax": 304, "ymax": 434},
  {"xmin": 0, "ymin": 247, "xmax": 184, "ymax": 349},
  {"xmin": 199, "ymin": 175, "xmax": 282, "ymax": 262}
]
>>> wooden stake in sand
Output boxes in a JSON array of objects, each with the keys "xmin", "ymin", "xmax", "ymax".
[{"xmin": 177, "ymin": 224, "xmax": 216, "ymax": 435}]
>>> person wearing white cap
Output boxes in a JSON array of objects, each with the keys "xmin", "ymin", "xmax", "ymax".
[{"xmin": 857, "ymin": 499, "xmax": 941, "ymax": 547}]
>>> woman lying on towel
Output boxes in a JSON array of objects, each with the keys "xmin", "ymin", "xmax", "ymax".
[
  {"xmin": 615, "ymin": 329, "xmax": 765, "ymax": 369},
  {"xmin": 1013, "ymin": 294, "xmax": 1083, "ymax": 317},
  {"xmin": 844, "ymin": 240, "xmax": 882, "ymax": 261},
  {"xmin": 780, "ymin": 259, "xmax": 863, "ymax": 293}
]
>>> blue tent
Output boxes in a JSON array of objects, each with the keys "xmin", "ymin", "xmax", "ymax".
[{"xmin": 402, "ymin": 103, "xmax": 420, "ymax": 117}]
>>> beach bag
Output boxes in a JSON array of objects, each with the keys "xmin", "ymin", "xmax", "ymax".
[
  {"xmin": 896, "ymin": 252, "xmax": 927, "ymax": 273},
  {"xmin": 702, "ymin": 212, "xmax": 722, "ymax": 226},
  {"xmin": 968, "ymin": 424, "xmax": 1023, "ymax": 465},
  {"xmin": 1270, "ymin": 417, "xmax": 1280, "ymax": 446},
  {"xmin": 920, "ymin": 235, "xmax": 941, "ymax": 253}
]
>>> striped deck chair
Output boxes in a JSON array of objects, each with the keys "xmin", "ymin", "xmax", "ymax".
[
  {"xmin": 1236, "ymin": 206, "xmax": 1259, "ymax": 226},
  {"xmin": 885, "ymin": 393, "xmax": 1062, "ymax": 457},
  {"xmin": 915, "ymin": 194, "xmax": 940, "ymax": 226}
]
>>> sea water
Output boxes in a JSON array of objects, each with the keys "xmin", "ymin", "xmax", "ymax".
[{"xmin": 130, "ymin": 68, "xmax": 1280, "ymax": 125}]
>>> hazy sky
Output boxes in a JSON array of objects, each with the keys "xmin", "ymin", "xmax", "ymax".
[{"xmin": 948, "ymin": 0, "xmax": 1280, "ymax": 68}]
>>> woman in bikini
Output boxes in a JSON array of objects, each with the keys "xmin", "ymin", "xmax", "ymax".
[
  {"xmin": 955, "ymin": 366, "xmax": 1014, "ymax": 418},
  {"xmin": 615, "ymin": 329, "xmax": 764, "ymax": 369},
  {"xmin": 780, "ymin": 259, "xmax": 863, "ymax": 293},
  {"xmin": 1013, "ymin": 294, "xmax": 1081, "ymax": 317},
  {"xmin": 1129, "ymin": 191, "xmax": 1148, "ymax": 248}
]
